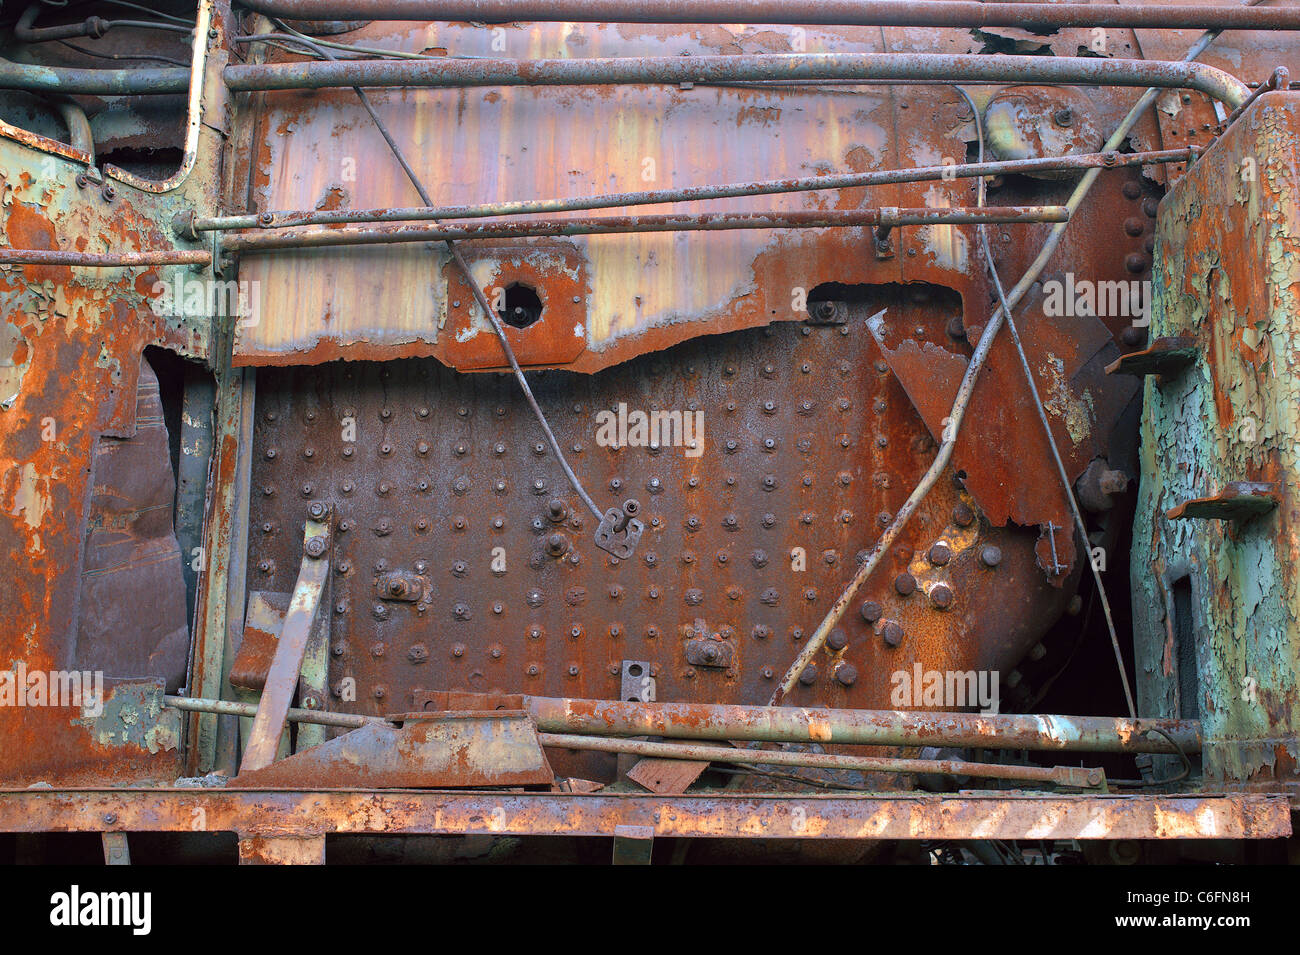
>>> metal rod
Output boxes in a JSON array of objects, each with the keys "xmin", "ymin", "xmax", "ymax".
[
  {"xmin": 164, "ymin": 694, "xmax": 376, "ymax": 729},
  {"xmin": 536, "ymin": 732, "xmax": 1104, "ymax": 787},
  {"xmin": 0, "ymin": 248, "xmax": 211, "ymax": 266},
  {"xmin": 233, "ymin": 0, "xmax": 1300, "ymax": 32},
  {"xmin": 190, "ymin": 147, "xmax": 1194, "ymax": 234},
  {"xmin": 221, "ymin": 207, "xmax": 1067, "ymax": 253},
  {"xmin": 160, "ymin": 693, "xmax": 1198, "ymax": 754},
  {"xmin": 524, "ymin": 697, "xmax": 1199, "ymax": 754},
  {"xmin": 222, "ymin": 53, "xmax": 1252, "ymax": 108}
]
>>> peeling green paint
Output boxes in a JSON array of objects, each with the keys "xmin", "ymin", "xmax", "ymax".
[
  {"xmin": 71, "ymin": 681, "xmax": 181, "ymax": 755},
  {"xmin": 1133, "ymin": 94, "xmax": 1300, "ymax": 789}
]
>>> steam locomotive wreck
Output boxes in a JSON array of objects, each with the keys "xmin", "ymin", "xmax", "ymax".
[{"xmin": 0, "ymin": 0, "xmax": 1297, "ymax": 865}]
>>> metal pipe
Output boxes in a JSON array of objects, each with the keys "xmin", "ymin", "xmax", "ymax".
[
  {"xmin": 160, "ymin": 693, "xmax": 1197, "ymax": 754},
  {"xmin": 0, "ymin": 56, "xmax": 189, "ymax": 94},
  {"xmin": 0, "ymin": 248, "xmax": 211, "ymax": 266},
  {"xmin": 233, "ymin": 0, "xmax": 1300, "ymax": 32},
  {"xmin": 221, "ymin": 207, "xmax": 1067, "ymax": 253},
  {"xmin": 222, "ymin": 53, "xmax": 1252, "ymax": 108},
  {"xmin": 54, "ymin": 100, "xmax": 94, "ymax": 164},
  {"xmin": 537, "ymin": 733, "xmax": 1104, "ymax": 787},
  {"xmin": 14, "ymin": 4, "xmax": 192, "ymax": 42},
  {"xmin": 163, "ymin": 694, "xmax": 376, "ymax": 729},
  {"xmin": 524, "ymin": 697, "xmax": 1201, "ymax": 754},
  {"xmin": 189, "ymin": 147, "xmax": 1194, "ymax": 234}
]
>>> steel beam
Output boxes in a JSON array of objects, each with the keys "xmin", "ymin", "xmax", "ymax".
[{"xmin": 0, "ymin": 790, "xmax": 1288, "ymax": 841}]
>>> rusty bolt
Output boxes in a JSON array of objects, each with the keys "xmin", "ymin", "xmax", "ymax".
[
  {"xmin": 827, "ymin": 628, "xmax": 849, "ymax": 651},
  {"xmin": 928, "ymin": 542, "xmax": 952, "ymax": 566},
  {"xmin": 101, "ymin": 184, "xmax": 116, "ymax": 201},
  {"xmin": 834, "ymin": 663, "xmax": 858, "ymax": 687},
  {"xmin": 930, "ymin": 583, "xmax": 954, "ymax": 609},
  {"xmin": 305, "ymin": 536, "xmax": 327, "ymax": 558},
  {"xmin": 798, "ymin": 665, "xmax": 818, "ymax": 686},
  {"xmin": 980, "ymin": 545, "xmax": 1003, "ymax": 568},
  {"xmin": 894, "ymin": 572, "xmax": 916, "ymax": 596},
  {"xmin": 308, "ymin": 501, "xmax": 327, "ymax": 520},
  {"xmin": 860, "ymin": 601, "xmax": 882, "ymax": 623},
  {"xmin": 1052, "ymin": 107, "xmax": 1073, "ymax": 127},
  {"xmin": 546, "ymin": 533, "xmax": 570, "ymax": 557},
  {"xmin": 547, "ymin": 499, "xmax": 568, "ymax": 522},
  {"xmin": 1120, "ymin": 326, "xmax": 1147, "ymax": 347},
  {"xmin": 1099, "ymin": 469, "xmax": 1129, "ymax": 495},
  {"xmin": 881, "ymin": 621, "xmax": 905, "ymax": 648},
  {"xmin": 258, "ymin": 212, "xmax": 274, "ymax": 226},
  {"xmin": 952, "ymin": 503, "xmax": 975, "ymax": 527}
]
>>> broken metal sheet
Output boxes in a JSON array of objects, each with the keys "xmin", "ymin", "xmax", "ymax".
[
  {"xmin": 230, "ymin": 711, "xmax": 555, "ymax": 789},
  {"xmin": 73, "ymin": 360, "xmax": 190, "ymax": 692}
]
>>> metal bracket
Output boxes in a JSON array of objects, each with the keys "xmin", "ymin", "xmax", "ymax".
[
  {"xmin": 240, "ymin": 503, "xmax": 332, "ymax": 773},
  {"xmin": 1166, "ymin": 481, "xmax": 1280, "ymax": 522},
  {"xmin": 872, "ymin": 223, "xmax": 895, "ymax": 259},
  {"xmin": 1105, "ymin": 336, "xmax": 1197, "ymax": 378},
  {"xmin": 594, "ymin": 498, "xmax": 644, "ymax": 559},
  {"xmin": 612, "ymin": 824, "xmax": 655, "ymax": 865}
]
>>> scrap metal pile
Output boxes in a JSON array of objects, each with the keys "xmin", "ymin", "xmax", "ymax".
[{"xmin": 0, "ymin": 0, "xmax": 1296, "ymax": 864}]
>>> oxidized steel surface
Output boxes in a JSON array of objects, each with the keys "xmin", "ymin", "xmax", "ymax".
[
  {"xmin": 245, "ymin": 291, "xmax": 1070, "ymax": 720},
  {"xmin": 1133, "ymin": 92, "xmax": 1300, "ymax": 791},
  {"xmin": 231, "ymin": 20, "xmax": 1174, "ymax": 372},
  {"xmin": 0, "ymin": 128, "xmax": 221, "ymax": 785},
  {"xmin": 0, "ymin": 788, "xmax": 1289, "ymax": 841}
]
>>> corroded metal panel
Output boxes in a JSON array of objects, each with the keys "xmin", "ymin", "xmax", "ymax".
[
  {"xmin": 1134, "ymin": 92, "xmax": 1300, "ymax": 790},
  {"xmin": 0, "ymin": 126, "xmax": 219, "ymax": 785},
  {"xmin": 244, "ymin": 297, "xmax": 1069, "ymax": 726},
  {"xmin": 230, "ymin": 19, "xmax": 1167, "ymax": 372}
]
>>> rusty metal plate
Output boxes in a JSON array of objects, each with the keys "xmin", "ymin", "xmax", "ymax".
[
  {"xmin": 246, "ymin": 285, "xmax": 1068, "ymax": 721},
  {"xmin": 229, "ymin": 711, "xmax": 554, "ymax": 789}
]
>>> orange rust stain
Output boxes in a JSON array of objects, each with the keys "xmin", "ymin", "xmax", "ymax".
[{"xmin": 4, "ymin": 202, "xmax": 71, "ymax": 285}]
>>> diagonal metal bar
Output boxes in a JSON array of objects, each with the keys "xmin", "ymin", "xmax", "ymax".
[{"xmin": 239, "ymin": 507, "xmax": 332, "ymax": 773}]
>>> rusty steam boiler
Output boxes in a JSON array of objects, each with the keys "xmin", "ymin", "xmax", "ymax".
[{"xmin": 0, "ymin": 0, "xmax": 1297, "ymax": 866}]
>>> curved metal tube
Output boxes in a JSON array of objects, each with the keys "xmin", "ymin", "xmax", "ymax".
[
  {"xmin": 103, "ymin": 0, "xmax": 212, "ymax": 193},
  {"xmin": 222, "ymin": 52, "xmax": 1252, "ymax": 108},
  {"xmin": 232, "ymin": 0, "xmax": 1300, "ymax": 31},
  {"xmin": 54, "ymin": 100, "xmax": 95, "ymax": 164}
]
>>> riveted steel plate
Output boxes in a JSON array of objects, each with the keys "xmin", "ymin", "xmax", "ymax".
[{"xmin": 247, "ymin": 285, "xmax": 1069, "ymax": 720}]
